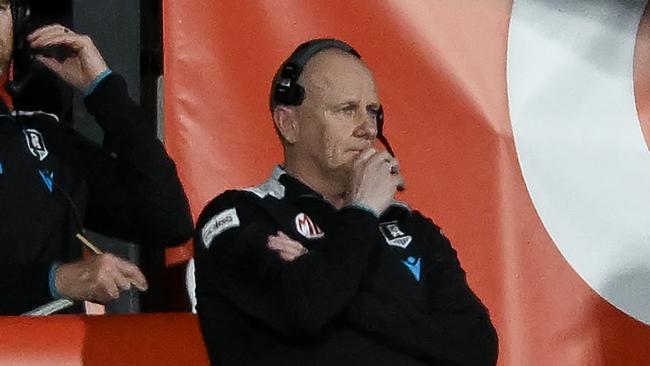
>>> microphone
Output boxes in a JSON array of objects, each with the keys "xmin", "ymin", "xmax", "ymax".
[{"xmin": 376, "ymin": 106, "xmax": 405, "ymax": 191}]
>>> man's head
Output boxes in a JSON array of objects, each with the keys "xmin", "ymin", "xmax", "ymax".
[
  {"xmin": 0, "ymin": 0, "xmax": 13, "ymax": 71},
  {"xmin": 271, "ymin": 39, "xmax": 382, "ymax": 183}
]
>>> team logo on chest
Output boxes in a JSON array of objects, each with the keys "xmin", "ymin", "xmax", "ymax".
[
  {"xmin": 24, "ymin": 129, "xmax": 49, "ymax": 161},
  {"xmin": 295, "ymin": 213, "xmax": 324, "ymax": 239},
  {"xmin": 379, "ymin": 221, "xmax": 412, "ymax": 248}
]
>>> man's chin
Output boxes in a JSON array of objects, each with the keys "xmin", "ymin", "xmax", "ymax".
[{"xmin": 333, "ymin": 163, "xmax": 357, "ymax": 182}]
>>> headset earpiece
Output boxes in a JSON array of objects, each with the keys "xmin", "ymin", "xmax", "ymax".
[{"xmin": 273, "ymin": 62, "xmax": 305, "ymax": 106}]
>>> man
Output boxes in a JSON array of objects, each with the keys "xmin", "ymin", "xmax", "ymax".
[
  {"xmin": 194, "ymin": 39, "xmax": 498, "ymax": 365},
  {"xmin": 0, "ymin": 0, "xmax": 193, "ymax": 314}
]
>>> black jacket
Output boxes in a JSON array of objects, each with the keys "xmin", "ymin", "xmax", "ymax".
[
  {"xmin": 0, "ymin": 73, "xmax": 193, "ymax": 315},
  {"xmin": 194, "ymin": 167, "xmax": 497, "ymax": 366}
]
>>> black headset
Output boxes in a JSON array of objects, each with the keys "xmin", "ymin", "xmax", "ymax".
[
  {"xmin": 7, "ymin": 0, "xmax": 31, "ymax": 96},
  {"xmin": 10, "ymin": 0, "xmax": 30, "ymax": 54},
  {"xmin": 270, "ymin": 38, "xmax": 395, "ymax": 156},
  {"xmin": 7, "ymin": 0, "xmax": 73, "ymax": 97}
]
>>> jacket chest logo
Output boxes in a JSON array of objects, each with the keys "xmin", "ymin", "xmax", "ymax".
[
  {"xmin": 379, "ymin": 221, "xmax": 412, "ymax": 248},
  {"xmin": 295, "ymin": 213, "xmax": 324, "ymax": 239},
  {"xmin": 24, "ymin": 129, "xmax": 49, "ymax": 161}
]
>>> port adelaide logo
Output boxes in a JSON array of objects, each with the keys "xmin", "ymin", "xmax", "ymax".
[
  {"xmin": 379, "ymin": 221, "xmax": 412, "ymax": 248},
  {"xmin": 24, "ymin": 129, "xmax": 49, "ymax": 161}
]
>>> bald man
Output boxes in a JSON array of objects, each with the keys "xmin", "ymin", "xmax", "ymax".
[{"xmin": 194, "ymin": 39, "xmax": 498, "ymax": 366}]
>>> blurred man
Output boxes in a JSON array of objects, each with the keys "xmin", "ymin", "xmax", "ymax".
[
  {"xmin": 0, "ymin": 0, "xmax": 193, "ymax": 314},
  {"xmin": 194, "ymin": 39, "xmax": 498, "ymax": 365}
]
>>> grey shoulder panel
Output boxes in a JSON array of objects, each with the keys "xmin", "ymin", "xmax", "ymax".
[{"xmin": 242, "ymin": 168, "xmax": 286, "ymax": 200}]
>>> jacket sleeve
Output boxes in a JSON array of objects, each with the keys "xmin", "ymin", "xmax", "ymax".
[
  {"xmin": 344, "ymin": 215, "xmax": 498, "ymax": 366},
  {"xmin": 75, "ymin": 73, "xmax": 193, "ymax": 247},
  {"xmin": 0, "ymin": 262, "xmax": 52, "ymax": 315},
  {"xmin": 194, "ymin": 191, "xmax": 379, "ymax": 338}
]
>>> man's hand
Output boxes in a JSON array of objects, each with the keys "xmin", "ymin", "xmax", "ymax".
[
  {"xmin": 267, "ymin": 231, "xmax": 309, "ymax": 262},
  {"xmin": 55, "ymin": 254, "xmax": 148, "ymax": 304},
  {"xmin": 347, "ymin": 148, "xmax": 405, "ymax": 215},
  {"xmin": 27, "ymin": 24, "xmax": 109, "ymax": 91}
]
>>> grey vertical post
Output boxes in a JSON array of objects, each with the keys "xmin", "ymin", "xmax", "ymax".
[
  {"xmin": 73, "ymin": 0, "xmax": 141, "ymax": 142},
  {"xmin": 73, "ymin": 0, "xmax": 142, "ymax": 313}
]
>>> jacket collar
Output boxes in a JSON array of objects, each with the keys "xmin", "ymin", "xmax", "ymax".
[
  {"xmin": 270, "ymin": 165, "xmax": 411, "ymax": 214},
  {"xmin": 274, "ymin": 166, "xmax": 329, "ymax": 203}
]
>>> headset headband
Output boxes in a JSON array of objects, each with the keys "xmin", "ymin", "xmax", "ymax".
[{"xmin": 270, "ymin": 38, "xmax": 360, "ymax": 111}]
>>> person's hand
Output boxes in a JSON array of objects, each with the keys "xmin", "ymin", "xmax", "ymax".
[
  {"xmin": 27, "ymin": 24, "xmax": 108, "ymax": 91},
  {"xmin": 267, "ymin": 231, "xmax": 309, "ymax": 262},
  {"xmin": 347, "ymin": 148, "xmax": 405, "ymax": 215},
  {"xmin": 55, "ymin": 254, "xmax": 148, "ymax": 303}
]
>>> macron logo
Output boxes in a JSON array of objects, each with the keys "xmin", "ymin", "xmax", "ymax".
[{"xmin": 402, "ymin": 256, "xmax": 421, "ymax": 282}]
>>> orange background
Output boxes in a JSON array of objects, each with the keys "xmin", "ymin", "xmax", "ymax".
[
  {"xmin": 0, "ymin": 314, "xmax": 209, "ymax": 365},
  {"xmin": 163, "ymin": 1, "xmax": 650, "ymax": 364}
]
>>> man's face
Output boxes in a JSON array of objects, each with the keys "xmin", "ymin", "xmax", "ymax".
[
  {"xmin": 293, "ymin": 50, "xmax": 381, "ymax": 178},
  {"xmin": 0, "ymin": 0, "xmax": 12, "ymax": 71}
]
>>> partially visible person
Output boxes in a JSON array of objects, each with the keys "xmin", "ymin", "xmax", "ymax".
[
  {"xmin": 0, "ymin": 0, "xmax": 193, "ymax": 315},
  {"xmin": 194, "ymin": 39, "xmax": 497, "ymax": 365}
]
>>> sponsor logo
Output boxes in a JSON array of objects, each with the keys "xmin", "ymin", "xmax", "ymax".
[
  {"xmin": 24, "ymin": 129, "xmax": 48, "ymax": 161},
  {"xmin": 295, "ymin": 213, "xmax": 324, "ymax": 239},
  {"xmin": 401, "ymin": 256, "xmax": 421, "ymax": 282},
  {"xmin": 201, "ymin": 208, "xmax": 240, "ymax": 248},
  {"xmin": 379, "ymin": 221, "xmax": 412, "ymax": 248}
]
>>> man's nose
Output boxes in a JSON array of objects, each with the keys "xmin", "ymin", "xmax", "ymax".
[{"xmin": 353, "ymin": 114, "xmax": 377, "ymax": 139}]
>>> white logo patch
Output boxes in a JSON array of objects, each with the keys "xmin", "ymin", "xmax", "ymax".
[
  {"xmin": 24, "ymin": 129, "xmax": 48, "ymax": 161},
  {"xmin": 295, "ymin": 213, "xmax": 324, "ymax": 239},
  {"xmin": 379, "ymin": 221, "xmax": 412, "ymax": 248},
  {"xmin": 202, "ymin": 208, "xmax": 240, "ymax": 248}
]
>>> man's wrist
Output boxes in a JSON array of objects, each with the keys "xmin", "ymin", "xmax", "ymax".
[
  {"xmin": 48, "ymin": 262, "xmax": 64, "ymax": 300},
  {"xmin": 84, "ymin": 68, "xmax": 113, "ymax": 96}
]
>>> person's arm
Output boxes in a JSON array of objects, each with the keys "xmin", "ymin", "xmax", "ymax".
[
  {"xmin": 0, "ymin": 252, "xmax": 150, "ymax": 315},
  {"xmin": 79, "ymin": 73, "xmax": 193, "ymax": 247},
  {"xmin": 0, "ymin": 263, "xmax": 52, "ymax": 315},
  {"xmin": 29, "ymin": 25, "xmax": 192, "ymax": 247},
  {"xmin": 344, "ymin": 216, "xmax": 498, "ymax": 366},
  {"xmin": 194, "ymin": 191, "xmax": 379, "ymax": 339}
]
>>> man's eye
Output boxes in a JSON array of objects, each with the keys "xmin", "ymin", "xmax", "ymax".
[{"xmin": 340, "ymin": 106, "xmax": 356, "ymax": 114}]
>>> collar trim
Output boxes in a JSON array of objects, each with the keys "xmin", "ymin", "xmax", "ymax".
[
  {"xmin": 244, "ymin": 165, "xmax": 412, "ymax": 213},
  {"xmin": 243, "ymin": 165, "xmax": 286, "ymax": 199}
]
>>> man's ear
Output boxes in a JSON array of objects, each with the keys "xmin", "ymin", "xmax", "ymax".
[{"xmin": 273, "ymin": 106, "xmax": 299, "ymax": 144}]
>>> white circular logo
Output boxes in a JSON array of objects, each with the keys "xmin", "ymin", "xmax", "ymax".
[{"xmin": 508, "ymin": 0, "xmax": 650, "ymax": 324}]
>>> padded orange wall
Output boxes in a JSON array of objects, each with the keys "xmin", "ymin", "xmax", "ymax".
[{"xmin": 162, "ymin": 1, "xmax": 650, "ymax": 365}]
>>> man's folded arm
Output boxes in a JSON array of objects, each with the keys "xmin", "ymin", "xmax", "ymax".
[
  {"xmin": 194, "ymin": 191, "xmax": 379, "ymax": 338},
  {"xmin": 344, "ymin": 219, "xmax": 498, "ymax": 366}
]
